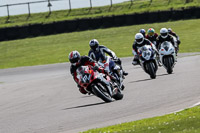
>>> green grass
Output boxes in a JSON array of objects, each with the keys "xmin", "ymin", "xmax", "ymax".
[
  {"xmin": 0, "ymin": 0, "xmax": 200, "ymax": 28},
  {"xmin": 82, "ymin": 105, "xmax": 200, "ymax": 133},
  {"xmin": 1, "ymin": 18, "xmax": 200, "ymax": 69}
]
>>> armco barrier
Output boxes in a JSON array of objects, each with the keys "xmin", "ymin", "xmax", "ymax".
[
  {"xmin": 19, "ymin": 26, "xmax": 29, "ymax": 39},
  {"xmin": 29, "ymin": 24, "xmax": 42, "ymax": 37},
  {"xmin": 102, "ymin": 16, "xmax": 115, "ymax": 28},
  {"xmin": 53, "ymin": 21, "xmax": 68, "ymax": 33},
  {"xmin": 1, "ymin": 7, "xmax": 200, "ymax": 41},
  {"xmin": 65, "ymin": 20, "xmax": 78, "ymax": 32},
  {"xmin": 5, "ymin": 27, "xmax": 20, "ymax": 40},
  {"xmin": 125, "ymin": 14, "xmax": 136, "ymax": 25},
  {"xmin": 147, "ymin": 11, "xmax": 159, "ymax": 23},
  {"xmin": 42, "ymin": 23, "xmax": 55, "ymax": 35},
  {"xmin": 78, "ymin": 18, "xmax": 91, "ymax": 31},
  {"xmin": 89, "ymin": 17, "xmax": 103, "ymax": 29},
  {"xmin": 0, "ymin": 28, "xmax": 6, "ymax": 41},
  {"xmin": 114, "ymin": 15, "xmax": 126, "ymax": 26}
]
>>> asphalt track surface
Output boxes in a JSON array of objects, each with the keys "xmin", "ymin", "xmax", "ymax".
[{"xmin": 0, "ymin": 53, "xmax": 200, "ymax": 133}]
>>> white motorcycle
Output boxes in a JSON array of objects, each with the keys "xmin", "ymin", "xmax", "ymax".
[
  {"xmin": 98, "ymin": 56, "xmax": 124, "ymax": 90},
  {"xmin": 137, "ymin": 45, "xmax": 158, "ymax": 79},
  {"xmin": 159, "ymin": 41, "xmax": 176, "ymax": 74}
]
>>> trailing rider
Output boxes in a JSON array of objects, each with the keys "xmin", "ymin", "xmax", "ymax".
[
  {"xmin": 88, "ymin": 39, "xmax": 128, "ymax": 77},
  {"xmin": 132, "ymin": 33, "xmax": 159, "ymax": 65}
]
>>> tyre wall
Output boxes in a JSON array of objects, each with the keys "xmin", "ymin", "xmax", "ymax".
[{"xmin": 0, "ymin": 7, "xmax": 200, "ymax": 41}]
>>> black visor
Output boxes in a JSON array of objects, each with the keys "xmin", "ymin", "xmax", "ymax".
[
  {"xmin": 161, "ymin": 33, "xmax": 168, "ymax": 37},
  {"xmin": 91, "ymin": 44, "xmax": 98, "ymax": 51},
  {"xmin": 136, "ymin": 38, "xmax": 143, "ymax": 43},
  {"xmin": 70, "ymin": 57, "xmax": 79, "ymax": 63}
]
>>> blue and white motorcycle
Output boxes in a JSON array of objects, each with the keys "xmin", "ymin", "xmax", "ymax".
[
  {"xmin": 159, "ymin": 41, "xmax": 177, "ymax": 74},
  {"xmin": 137, "ymin": 45, "xmax": 158, "ymax": 79},
  {"xmin": 98, "ymin": 56, "xmax": 124, "ymax": 90}
]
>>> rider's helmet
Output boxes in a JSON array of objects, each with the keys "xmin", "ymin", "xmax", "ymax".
[
  {"xmin": 89, "ymin": 39, "xmax": 99, "ymax": 51},
  {"xmin": 168, "ymin": 28, "xmax": 172, "ymax": 34},
  {"xmin": 160, "ymin": 28, "xmax": 168, "ymax": 39},
  {"xmin": 139, "ymin": 29, "xmax": 146, "ymax": 37},
  {"xmin": 135, "ymin": 33, "xmax": 144, "ymax": 45},
  {"xmin": 147, "ymin": 28, "xmax": 155, "ymax": 37},
  {"xmin": 68, "ymin": 50, "xmax": 81, "ymax": 65}
]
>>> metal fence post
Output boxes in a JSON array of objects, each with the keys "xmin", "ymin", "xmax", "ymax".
[
  {"xmin": 131, "ymin": 0, "xmax": 133, "ymax": 5},
  {"xmin": 47, "ymin": 0, "xmax": 52, "ymax": 14},
  {"xmin": 110, "ymin": 0, "xmax": 113, "ymax": 7},
  {"xmin": 69, "ymin": 0, "xmax": 71, "ymax": 11},
  {"xmin": 90, "ymin": 0, "xmax": 92, "ymax": 8},
  {"xmin": 7, "ymin": 5, "xmax": 10, "ymax": 19},
  {"xmin": 28, "ymin": 3, "xmax": 31, "ymax": 16}
]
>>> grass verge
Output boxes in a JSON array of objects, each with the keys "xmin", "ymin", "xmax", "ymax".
[
  {"xmin": 0, "ymin": 0, "xmax": 200, "ymax": 28},
  {"xmin": 0, "ymin": 19, "xmax": 200, "ymax": 69},
  {"xmin": 82, "ymin": 105, "xmax": 200, "ymax": 133}
]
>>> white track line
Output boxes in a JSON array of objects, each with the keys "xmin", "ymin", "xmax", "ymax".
[
  {"xmin": 191, "ymin": 102, "xmax": 200, "ymax": 107},
  {"xmin": 170, "ymin": 101, "xmax": 200, "ymax": 114}
]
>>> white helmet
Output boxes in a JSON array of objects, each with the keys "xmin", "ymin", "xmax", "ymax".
[
  {"xmin": 135, "ymin": 33, "xmax": 144, "ymax": 44},
  {"xmin": 160, "ymin": 28, "xmax": 168, "ymax": 39},
  {"xmin": 89, "ymin": 39, "xmax": 99, "ymax": 51}
]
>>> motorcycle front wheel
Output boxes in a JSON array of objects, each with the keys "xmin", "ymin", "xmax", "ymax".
[
  {"xmin": 146, "ymin": 62, "xmax": 156, "ymax": 79},
  {"xmin": 164, "ymin": 56, "xmax": 173, "ymax": 74},
  {"xmin": 112, "ymin": 87, "xmax": 123, "ymax": 100},
  {"xmin": 92, "ymin": 84, "xmax": 113, "ymax": 103}
]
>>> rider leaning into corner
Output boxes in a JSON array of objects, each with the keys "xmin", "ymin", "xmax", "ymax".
[
  {"xmin": 69, "ymin": 50, "xmax": 109, "ymax": 94},
  {"xmin": 168, "ymin": 28, "xmax": 181, "ymax": 51},
  {"xmin": 88, "ymin": 39, "xmax": 128, "ymax": 76},
  {"xmin": 132, "ymin": 33, "xmax": 159, "ymax": 66},
  {"xmin": 156, "ymin": 28, "xmax": 178, "ymax": 55}
]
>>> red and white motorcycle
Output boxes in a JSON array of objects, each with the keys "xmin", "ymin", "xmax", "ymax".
[{"xmin": 76, "ymin": 65, "xmax": 123, "ymax": 102}]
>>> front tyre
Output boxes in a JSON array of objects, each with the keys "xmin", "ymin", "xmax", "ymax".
[
  {"xmin": 92, "ymin": 84, "xmax": 112, "ymax": 102},
  {"xmin": 146, "ymin": 62, "xmax": 156, "ymax": 79},
  {"xmin": 164, "ymin": 56, "xmax": 173, "ymax": 74},
  {"xmin": 112, "ymin": 88, "xmax": 123, "ymax": 100}
]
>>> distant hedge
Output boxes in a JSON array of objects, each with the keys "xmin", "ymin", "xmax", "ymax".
[{"xmin": 0, "ymin": 7, "xmax": 200, "ymax": 41}]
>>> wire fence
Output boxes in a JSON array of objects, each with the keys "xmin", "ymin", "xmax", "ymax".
[
  {"xmin": 0, "ymin": 0, "xmax": 197, "ymax": 18},
  {"xmin": 0, "ymin": 0, "xmax": 131, "ymax": 17}
]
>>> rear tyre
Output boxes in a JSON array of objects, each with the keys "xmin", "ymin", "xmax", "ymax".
[{"xmin": 92, "ymin": 84, "xmax": 112, "ymax": 102}]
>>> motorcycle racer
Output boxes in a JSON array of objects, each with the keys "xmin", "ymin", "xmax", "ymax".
[
  {"xmin": 168, "ymin": 28, "xmax": 181, "ymax": 45},
  {"xmin": 157, "ymin": 28, "xmax": 178, "ymax": 54},
  {"xmin": 146, "ymin": 28, "xmax": 158, "ymax": 47},
  {"xmin": 69, "ymin": 50, "xmax": 108, "ymax": 94},
  {"xmin": 139, "ymin": 29, "xmax": 146, "ymax": 38},
  {"xmin": 88, "ymin": 39, "xmax": 128, "ymax": 76},
  {"xmin": 132, "ymin": 33, "xmax": 158, "ymax": 65}
]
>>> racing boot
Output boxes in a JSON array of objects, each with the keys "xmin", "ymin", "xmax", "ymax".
[
  {"xmin": 123, "ymin": 71, "xmax": 128, "ymax": 76},
  {"xmin": 132, "ymin": 59, "xmax": 139, "ymax": 66}
]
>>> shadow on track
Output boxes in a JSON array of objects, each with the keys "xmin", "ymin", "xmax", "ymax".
[
  {"xmin": 157, "ymin": 73, "xmax": 173, "ymax": 77},
  {"xmin": 129, "ymin": 78, "xmax": 152, "ymax": 83},
  {"xmin": 63, "ymin": 102, "xmax": 106, "ymax": 110},
  {"xmin": 129, "ymin": 73, "xmax": 173, "ymax": 83}
]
